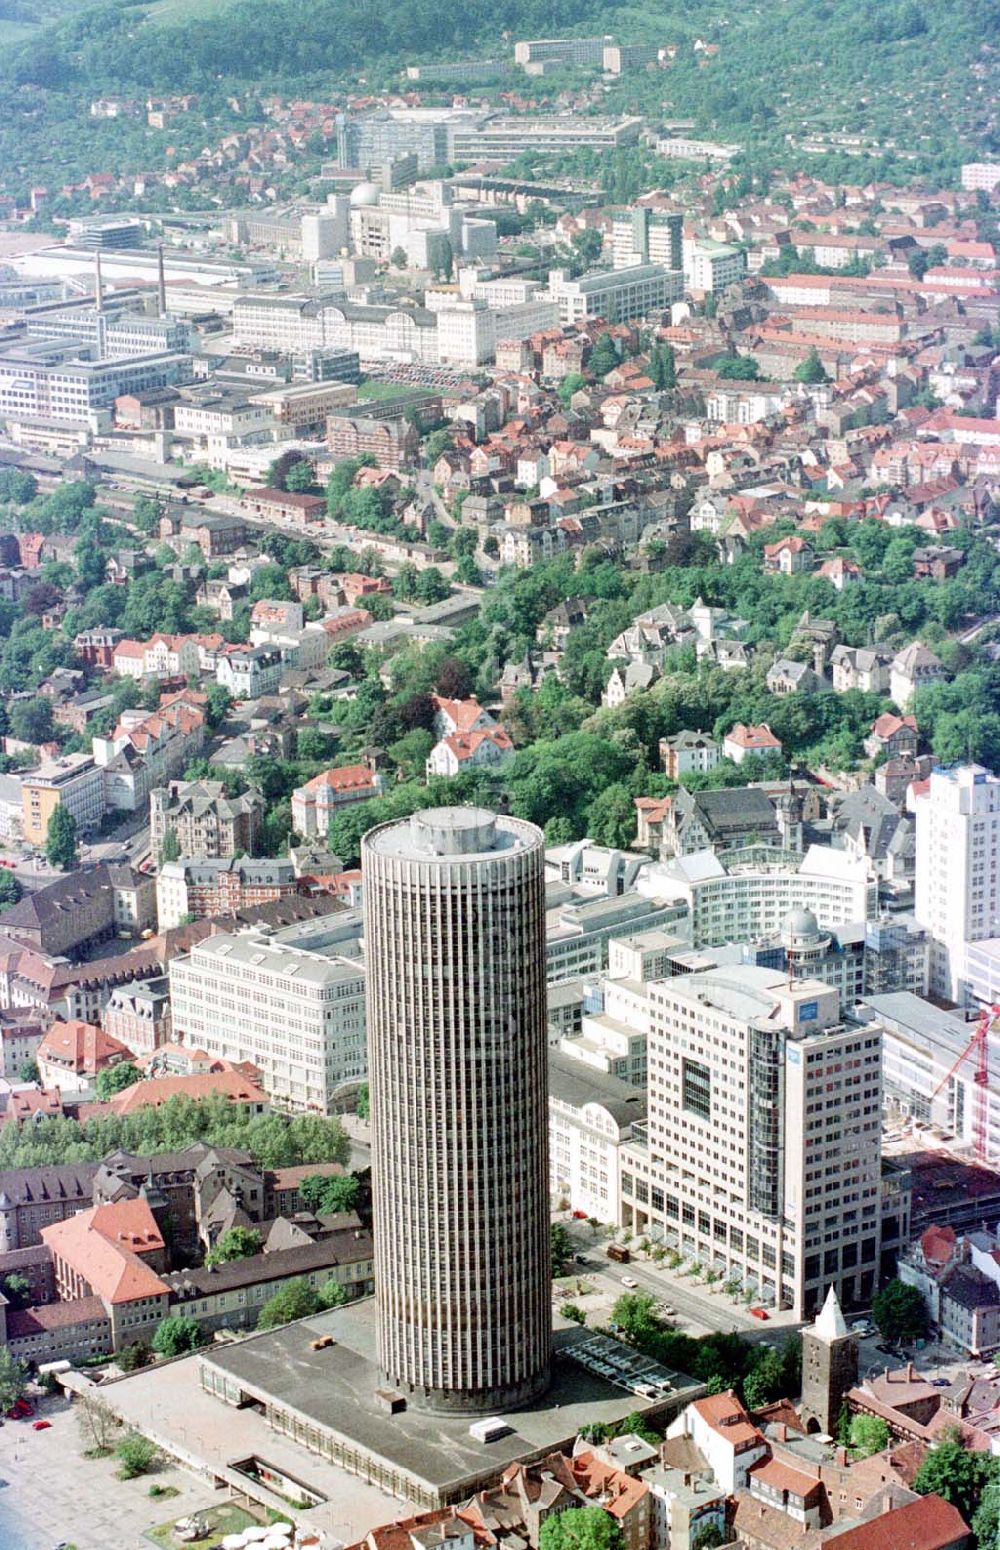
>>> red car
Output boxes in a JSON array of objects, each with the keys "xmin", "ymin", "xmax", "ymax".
[
  {"xmin": 6, "ymin": 1398, "xmax": 33, "ymax": 1419},
  {"xmin": 749, "ymin": 1306, "xmax": 769, "ymax": 1321},
  {"xmin": 32, "ymin": 1419, "xmax": 50, "ymax": 1431},
  {"xmin": 571, "ymin": 1210, "xmax": 588, "ymax": 1220}
]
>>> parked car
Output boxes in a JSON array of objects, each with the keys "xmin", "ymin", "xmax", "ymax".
[
  {"xmin": 32, "ymin": 1419, "xmax": 51, "ymax": 1431},
  {"xmin": 620, "ymin": 1275, "xmax": 638, "ymax": 1289},
  {"xmin": 749, "ymin": 1306, "xmax": 769, "ymax": 1321}
]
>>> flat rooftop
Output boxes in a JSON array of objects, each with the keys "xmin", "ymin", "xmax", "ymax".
[{"xmin": 200, "ymin": 1299, "xmax": 703, "ymax": 1507}]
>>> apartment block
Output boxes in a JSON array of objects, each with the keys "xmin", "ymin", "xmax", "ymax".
[
  {"xmin": 150, "ymin": 779, "xmax": 264, "ymax": 860},
  {"xmin": 21, "ymin": 753, "xmax": 106, "ymax": 847},
  {"xmin": 611, "ymin": 208, "xmax": 683, "ymax": 272},
  {"xmin": 169, "ymin": 928, "xmax": 367, "ymax": 1112},
  {"xmin": 156, "ymin": 856, "xmax": 299, "ymax": 929},
  {"xmin": 683, "ymin": 240, "xmax": 747, "ymax": 294},
  {"xmin": 914, "ymin": 764, "xmax": 1000, "ymax": 1004},
  {"xmin": 619, "ymin": 967, "xmax": 884, "ymax": 1317}
]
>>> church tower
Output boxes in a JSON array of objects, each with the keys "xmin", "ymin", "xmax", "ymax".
[{"xmin": 800, "ymin": 1286, "xmax": 858, "ymax": 1435}]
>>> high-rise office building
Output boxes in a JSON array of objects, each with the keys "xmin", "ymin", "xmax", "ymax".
[
  {"xmin": 618, "ymin": 966, "xmax": 883, "ymax": 1318},
  {"xmin": 362, "ymin": 806, "xmax": 551, "ymax": 1414},
  {"xmin": 914, "ymin": 764, "xmax": 1000, "ymax": 1003}
]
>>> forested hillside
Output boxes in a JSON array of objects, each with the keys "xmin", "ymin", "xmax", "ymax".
[{"xmin": 0, "ymin": 0, "xmax": 996, "ymax": 189}]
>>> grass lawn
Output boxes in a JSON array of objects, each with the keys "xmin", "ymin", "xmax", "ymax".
[
  {"xmin": 356, "ymin": 380, "xmax": 421, "ymax": 402},
  {"xmin": 147, "ymin": 1501, "xmax": 262, "ymax": 1548}
]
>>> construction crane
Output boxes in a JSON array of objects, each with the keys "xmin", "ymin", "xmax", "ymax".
[{"xmin": 928, "ymin": 1002, "xmax": 1000, "ymax": 1163}]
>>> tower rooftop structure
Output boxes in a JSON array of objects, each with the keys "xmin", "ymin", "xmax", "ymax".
[{"xmin": 814, "ymin": 1285, "xmax": 849, "ymax": 1342}]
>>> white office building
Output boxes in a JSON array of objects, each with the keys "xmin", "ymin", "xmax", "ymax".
[
  {"xmin": 914, "ymin": 764, "xmax": 1000, "ymax": 1004},
  {"xmin": 682, "ymin": 239, "xmax": 747, "ymax": 294},
  {"xmin": 168, "ymin": 927, "xmax": 367, "ymax": 1113},
  {"xmin": 549, "ymin": 1048, "xmax": 646, "ymax": 1223},
  {"xmin": 547, "ymin": 263, "xmax": 684, "ymax": 325},
  {"xmin": 619, "ymin": 967, "xmax": 884, "ymax": 1317},
  {"xmin": 639, "ymin": 844, "xmax": 877, "ymax": 950}
]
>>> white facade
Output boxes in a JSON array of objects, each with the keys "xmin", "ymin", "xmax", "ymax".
[
  {"xmin": 549, "ymin": 1048, "xmax": 644, "ymax": 1223},
  {"xmin": 168, "ymin": 929, "xmax": 367, "ymax": 1113},
  {"xmin": 620, "ymin": 967, "xmax": 884, "ymax": 1317},
  {"xmin": 682, "ymin": 240, "xmax": 746, "ymax": 294},
  {"xmin": 547, "ymin": 263, "xmax": 684, "ymax": 325},
  {"xmin": 640, "ymin": 845, "xmax": 877, "ymax": 949},
  {"xmin": 914, "ymin": 764, "xmax": 1000, "ymax": 1004},
  {"xmin": 436, "ymin": 302, "xmax": 496, "ymax": 367}
]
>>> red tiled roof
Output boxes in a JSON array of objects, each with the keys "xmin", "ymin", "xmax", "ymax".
[
  {"xmin": 819, "ymin": 1493, "xmax": 969, "ymax": 1550},
  {"xmin": 41, "ymin": 1198, "xmax": 167, "ymax": 1305},
  {"xmin": 37, "ymin": 1020, "xmax": 131, "ymax": 1077}
]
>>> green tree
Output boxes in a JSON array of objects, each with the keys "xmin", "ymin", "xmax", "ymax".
[
  {"xmin": 586, "ymin": 783, "xmax": 636, "ymax": 849},
  {"xmin": 0, "ymin": 1347, "xmax": 28, "ymax": 1411},
  {"xmin": 152, "ymin": 1316, "xmax": 203, "ymax": 1357},
  {"xmin": 285, "ymin": 459, "xmax": 316, "ymax": 493},
  {"xmin": 558, "ymin": 372, "xmax": 586, "ymax": 407},
  {"xmin": 298, "ymin": 1173, "xmax": 360, "ymax": 1214},
  {"xmin": 0, "ymin": 870, "xmax": 21, "ymax": 910},
  {"xmin": 691, "ymin": 1528, "xmax": 726, "ymax": 1550},
  {"xmin": 203, "ymin": 683, "xmax": 233, "ymax": 729},
  {"xmin": 0, "ymin": 1273, "xmax": 30, "ymax": 1310},
  {"xmin": 388, "ymin": 727, "xmax": 434, "ymax": 780},
  {"xmin": 160, "ymin": 829, "xmax": 180, "ymax": 864},
  {"xmin": 552, "ymin": 1222, "xmax": 573, "ymax": 1276},
  {"xmin": 95, "ymin": 1063, "xmax": 142, "ymax": 1100},
  {"xmin": 257, "ymin": 1277, "xmax": 322, "ymax": 1329},
  {"xmin": 318, "ymin": 1277, "xmax": 349, "ymax": 1309},
  {"xmin": 116, "ymin": 1432, "xmax": 157, "ymax": 1478},
  {"xmin": 872, "ymin": 1279, "xmax": 926, "ymax": 1344},
  {"xmin": 356, "ymin": 1081, "xmax": 370, "ymax": 1121},
  {"xmin": 539, "ymin": 1506, "xmax": 625, "ymax": 1550},
  {"xmin": 913, "ymin": 1429, "xmax": 996, "ymax": 1524},
  {"xmin": 206, "ymin": 1226, "xmax": 263, "ymax": 1266},
  {"xmin": 588, "ymin": 333, "xmax": 619, "ymax": 379},
  {"xmin": 715, "ymin": 354, "xmax": 761, "ymax": 381},
  {"xmin": 794, "ymin": 347, "xmax": 829, "ymax": 384},
  {"xmin": 17, "ymin": 1058, "xmax": 38, "ymax": 1084},
  {"xmin": 848, "ymin": 1414, "xmax": 890, "ymax": 1458},
  {"xmin": 45, "ymin": 805, "xmax": 78, "ymax": 869},
  {"xmin": 10, "ymin": 697, "xmax": 54, "ymax": 745},
  {"xmin": 0, "ymin": 469, "xmax": 37, "ymax": 505},
  {"xmin": 391, "ymin": 245, "xmax": 408, "ymax": 268}
]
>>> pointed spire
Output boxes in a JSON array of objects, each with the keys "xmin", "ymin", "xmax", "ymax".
[
  {"xmin": 814, "ymin": 1285, "xmax": 849, "ymax": 1342},
  {"xmin": 157, "ymin": 244, "xmax": 167, "ymax": 316},
  {"xmin": 94, "ymin": 249, "xmax": 104, "ymax": 314}
]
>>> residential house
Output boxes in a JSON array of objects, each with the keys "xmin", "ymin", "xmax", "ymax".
[
  {"xmin": 35, "ymin": 1019, "xmax": 132, "ymax": 1093},
  {"xmin": 291, "ymin": 762, "xmax": 384, "ymax": 838},
  {"xmin": 603, "ymin": 662, "xmax": 661, "ymax": 708},
  {"xmin": 767, "ymin": 659, "xmax": 827, "ymax": 696},
  {"xmin": 661, "ymin": 785, "xmax": 781, "ymax": 859},
  {"xmin": 830, "ymin": 646, "xmax": 892, "ymax": 696},
  {"xmin": 668, "ymin": 1391, "xmax": 768, "ymax": 1494},
  {"xmin": 149, "ymin": 780, "xmax": 264, "ymax": 859},
  {"xmin": 865, "ymin": 714, "xmax": 919, "ymax": 762},
  {"xmin": 890, "ymin": 643, "xmax": 946, "ymax": 711},
  {"xmin": 216, "ymin": 644, "xmax": 283, "ymax": 700},
  {"xmin": 426, "ymin": 727, "xmax": 514, "ymax": 780},
  {"xmin": 101, "ymin": 978, "xmax": 172, "ymax": 1058},
  {"xmin": 764, "ymin": 536, "xmax": 815, "ymax": 575},
  {"xmin": 723, "ymin": 723, "xmax": 783, "ymax": 765},
  {"xmin": 659, "ymin": 731, "xmax": 721, "ymax": 781}
]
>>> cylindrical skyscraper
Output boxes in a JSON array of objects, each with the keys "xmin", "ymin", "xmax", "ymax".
[{"xmin": 362, "ymin": 806, "xmax": 551, "ymax": 1414}]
